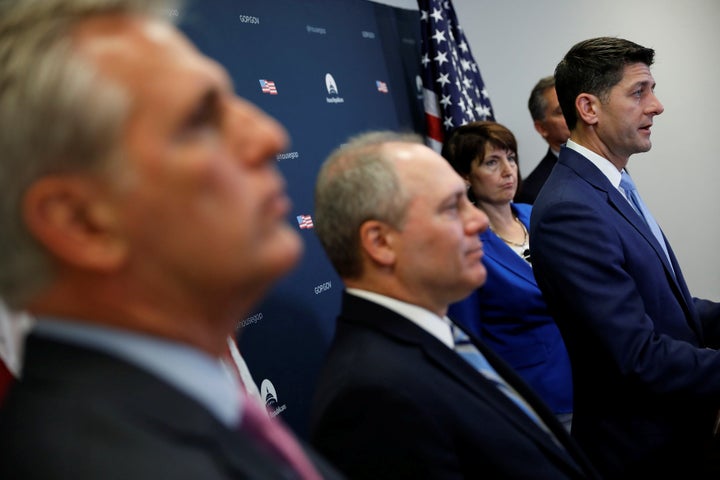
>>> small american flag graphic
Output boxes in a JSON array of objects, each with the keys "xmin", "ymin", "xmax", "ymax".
[
  {"xmin": 259, "ymin": 79, "xmax": 278, "ymax": 95},
  {"xmin": 376, "ymin": 80, "xmax": 389, "ymax": 93},
  {"xmin": 296, "ymin": 214, "xmax": 314, "ymax": 229}
]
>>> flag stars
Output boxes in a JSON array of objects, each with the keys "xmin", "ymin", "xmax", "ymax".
[
  {"xmin": 419, "ymin": 0, "xmax": 495, "ymax": 144},
  {"xmin": 434, "ymin": 50, "xmax": 449, "ymax": 66},
  {"xmin": 476, "ymin": 104, "xmax": 492, "ymax": 119},
  {"xmin": 431, "ymin": 29, "xmax": 446, "ymax": 44}
]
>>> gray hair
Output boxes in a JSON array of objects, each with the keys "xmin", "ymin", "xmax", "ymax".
[
  {"xmin": 528, "ymin": 75, "xmax": 555, "ymax": 122},
  {"xmin": 314, "ymin": 131, "xmax": 423, "ymax": 279},
  {"xmin": 0, "ymin": 0, "xmax": 179, "ymax": 308}
]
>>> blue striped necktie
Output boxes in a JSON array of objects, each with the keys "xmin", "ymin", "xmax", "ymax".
[
  {"xmin": 451, "ymin": 325, "xmax": 549, "ymax": 432},
  {"xmin": 619, "ymin": 171, "xmax": 673, "ymax": 271}
]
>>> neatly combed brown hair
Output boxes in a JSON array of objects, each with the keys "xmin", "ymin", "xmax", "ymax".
[{"xmin": 555, "ymin": 36, "xmax": 655, "ymax": 130}]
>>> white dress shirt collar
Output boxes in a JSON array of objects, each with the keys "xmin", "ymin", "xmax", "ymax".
[
  {"xmin": 566, "ymin": 139, "xmax": 623, "ymax": 191},
  {"xmin": 346, "ymin": 288, "xmax": 454, "ymax": 349}
]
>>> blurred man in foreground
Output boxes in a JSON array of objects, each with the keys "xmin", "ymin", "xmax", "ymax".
[{"xmin": 0, "ymin": 1, "xmax": 340, "ymax": 478}]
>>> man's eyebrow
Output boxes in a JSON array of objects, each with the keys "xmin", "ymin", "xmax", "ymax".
[{"xmin": 180, "ymin": 87, "xmax": 222, "ymax": 128}]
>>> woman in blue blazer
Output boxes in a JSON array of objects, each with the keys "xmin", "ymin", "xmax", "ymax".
[{"xmin": 442, "ymin": 121, "xmax": 573, "ymax": 428}]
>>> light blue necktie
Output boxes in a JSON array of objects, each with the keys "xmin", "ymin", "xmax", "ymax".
[
  {"xmin": 619, "ymin": 171, "xmax": 673, "ymax": 271},
  {"xmin": 451, "ymin": 325, "xmax": 549, "ymax": 432}
]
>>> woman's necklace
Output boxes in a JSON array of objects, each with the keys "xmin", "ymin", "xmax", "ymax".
[
  {"xmin": 493, "ymin": 216, "xmax": 528, "ymax": 247},
  {"xmin": 491, "ymin": 216, "xmax": 532, "ymax": 263}
]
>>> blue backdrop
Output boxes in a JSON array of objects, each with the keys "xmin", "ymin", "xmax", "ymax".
[{"xmin": 180, "ymin": 0, "xmax": 423, "ymax": 438}]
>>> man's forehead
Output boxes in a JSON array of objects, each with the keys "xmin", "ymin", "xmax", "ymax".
[
  {"xmin": 71, "ymin": 13, "xmax": 194, "ymax": 72},
  {"xmin": 620, "ymin": 63, "xmax": 654, "ymax": 83}
]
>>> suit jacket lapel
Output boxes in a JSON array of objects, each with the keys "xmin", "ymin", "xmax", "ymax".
[
  {"xmin": 560, "ymin": 150, "xmax": 698, "ymax": 331},
  {"xmin": 483, "ymin": 231, "xmax": 536, "ymax": 285},
  {"xmin": 561, "ymin": 151, "xmax": 679, "ymax": 284},
  {"xmin": 21, "ymin": 335, "xmax": 297, "ymax": 479},
  {"xmin": 483, "ymin": 204, "xmax": 535, "ymax": 286}
]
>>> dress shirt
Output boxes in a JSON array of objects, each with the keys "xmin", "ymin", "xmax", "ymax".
[{"xmin": 565, "ymin": 139, "xmax": 623, "ymax": 192}]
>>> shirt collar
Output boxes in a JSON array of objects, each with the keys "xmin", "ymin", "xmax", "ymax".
[
  {"xmin": 566, "ymin": 139, "xmax": 623, "ymax": 191},
  {"xmin": 346, "ymin": 288, "xmax": 454, "ymax": 348}
]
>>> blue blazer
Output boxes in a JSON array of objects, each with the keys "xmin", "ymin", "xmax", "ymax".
[
  {"xmin": 529, "ymin": 146, "xmax": 720, "ymax": 478},
  {"xmin": 449, "ymin": 203, "xmax": 573, "ymax": 415}
]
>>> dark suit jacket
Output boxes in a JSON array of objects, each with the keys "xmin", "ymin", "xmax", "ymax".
[
  {"xmin": 449, "ymin": 203, "xmax": 573, "ymax": 415},
  {"xmin": 310, "ymin": 292, "xmax": 599, "ymax": 479},
  {"xmin": 515, "ymin": 147, "xmax": 557, "ymax": 204},
  {"xmin": 0, "ymin": 334, "xmax": 342, "ymax": 480},
  {"xmin": 530, "ymin": 146, "xmax": 720, "ymax": 478}
]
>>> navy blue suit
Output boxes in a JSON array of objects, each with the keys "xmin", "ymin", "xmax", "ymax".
[
  {"xmin": 449, "ymin": 203, "xmax": 572, "ymax": 415},
  {"xmin": 310, "ymin": 292, "xmax": 599, "ymax": 479},
  {"xmin": 530, "ymin": 146, "xmax": 720, "ymax": 478}
]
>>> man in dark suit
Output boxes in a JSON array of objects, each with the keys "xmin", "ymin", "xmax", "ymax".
[
  {"xmin": 530, "ymin": 36, "xmax": 720, "ymax": 479},
  {"xmin": 0, "ymin": 1, "xmax": 339, "ymax": 478},
  {"xmin": 514, "ymin": 76, "xmax": 570, "ymax": 204},
  {"xmin": 310, "ymin": 132, "xmax": 599, "ymax": 479}
]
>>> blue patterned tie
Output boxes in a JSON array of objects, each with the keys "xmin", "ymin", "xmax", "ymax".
[
  {"xmin": 619, "ymin": 171, "xmax": 673, "ymax": 270},
  {"xmin": 451, "ymin": 325, "xmax": 549, "ymax": 432}
]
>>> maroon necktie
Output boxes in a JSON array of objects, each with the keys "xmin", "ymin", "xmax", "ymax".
[
  {"xmin": 0, "ymin": 357, "xmax": 13, "ymax": 406},
  {"xmin": 239, "ymin": 392, "xmax": 322, "ymax": 480},
  {"xmin": 223, "ymin": 340, "xmax": 321, "ymax": 479}
]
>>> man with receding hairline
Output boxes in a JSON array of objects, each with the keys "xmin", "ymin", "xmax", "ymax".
[
  {"xmin": 0, "ymin": 1, "xmax": 341, "ymax": 478},
  {"xmin": 309, "ymin": 131, "xmax": 600, "ymax": 479}
]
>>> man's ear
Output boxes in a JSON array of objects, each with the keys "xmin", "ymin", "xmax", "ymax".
[
  {"xmin": 358, "ymin": 219, "xmax": 396, "ymax": 267},
  {"xmin": 22, "ymin": 175, "xmax": 127, "ymax": 271},
  {"xmin": 533, "ymin": 119, "xmax": 548, "ymax": 138},
  {"xmin": 575, "ymin": 93, "xmax": 600, "ymax": 125}
]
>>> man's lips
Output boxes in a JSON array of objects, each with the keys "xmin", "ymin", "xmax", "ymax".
[{"xmin": 467, "ymin": 243, "xmax": 484, "ymax": 260}]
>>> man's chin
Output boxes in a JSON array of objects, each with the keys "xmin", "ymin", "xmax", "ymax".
[{"xmin": 261, "ymin": 227, "xmax": 304, "ymax": 277}]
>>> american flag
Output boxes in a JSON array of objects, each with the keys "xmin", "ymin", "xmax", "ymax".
[
  {"xmin": 418, "ymin": 0, "xmax": 495, "ymax": 152},
  {"xmin": 296, "ymin": 214, "xmax": 314, "ymax": 230},
  {"xmin": 376, "ymin": 80, "xmax": 389, "ymax": 93},
  {"xmin": 259, "ymin": 79, "xmax": 278, "ymax": 95}
]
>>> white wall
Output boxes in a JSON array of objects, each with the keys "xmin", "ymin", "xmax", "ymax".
[{"xmin": 373, "ymin": 0, "xmax": 720, "ymax": 299}]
